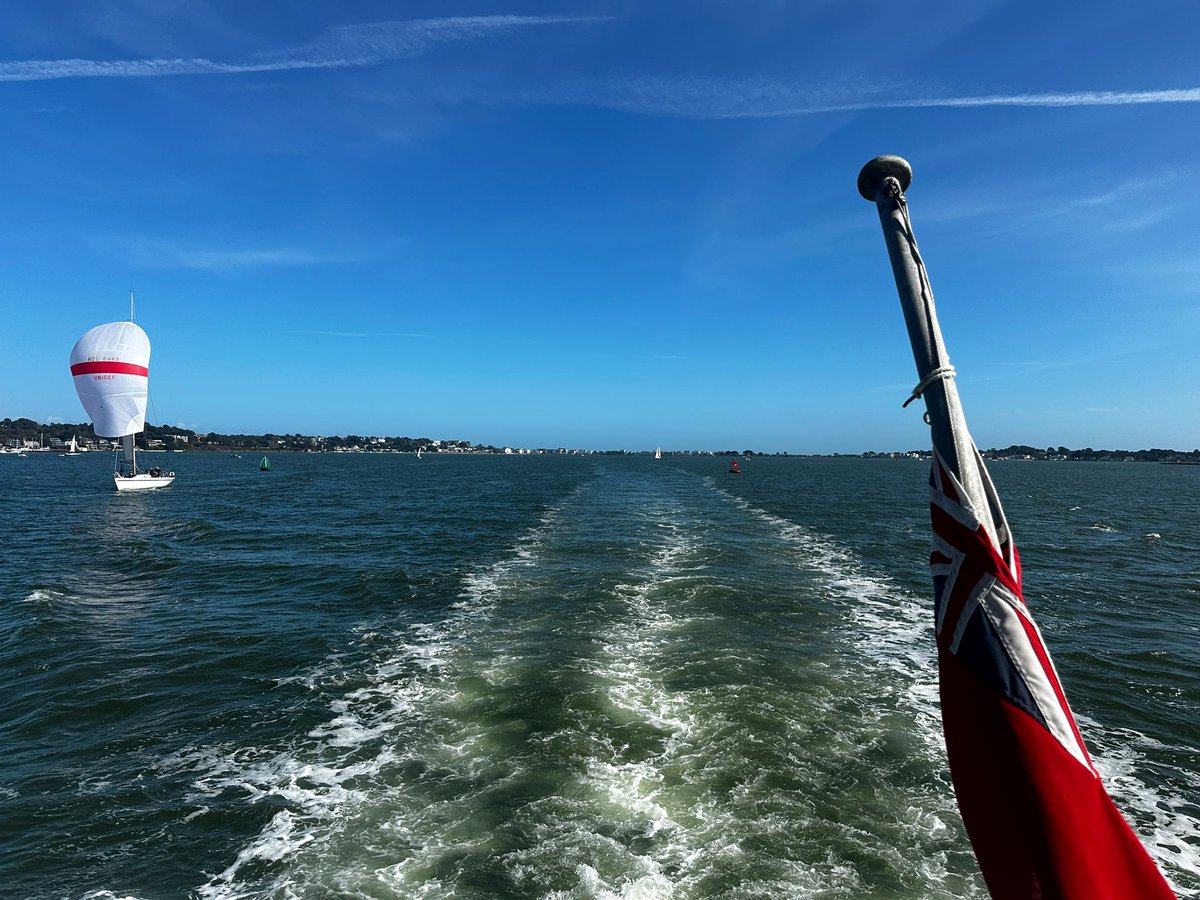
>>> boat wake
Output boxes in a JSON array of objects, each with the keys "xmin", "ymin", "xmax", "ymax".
[{"xmin": 119, "ymin": 469, "xmax": 1196, "ymax": 898}]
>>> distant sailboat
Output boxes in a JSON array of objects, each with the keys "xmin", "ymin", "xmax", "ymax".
[
  {"xmin": 70, "ymin": 297, "xmax": 175, "ymax": 491},
  {"xmin": 416, "ymin": 446, "xmax": 423, "ymax": 459},
  {"xmin": 654, "ymin": 447, "xmax": 662, "ymax": 460},
  {"xmin": 60, "ymin": 435, "xmax": 84, "ymax": 457}
]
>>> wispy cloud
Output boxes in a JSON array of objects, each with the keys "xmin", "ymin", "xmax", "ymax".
[
  {"xmin": 0, "ymin": 16, "xmax": 601, "ymax": 83},
  {"xmin": 915, "ymin": 171, "xmax": 1184, "ymax": 237},
  {"xmin": 963, "ymin": 344, "xmax": 1170, "ymax": 387},
  {"xmin": 279, "ymin": 330, "xmax": 430, "ymax": 338},
  {"xmin": 9, "ymin": 19, "xmax": 1199, "ymax": 132},
  {"xmin": 115, "ymin": 238, "xmax": 371, "ymax": 270}
]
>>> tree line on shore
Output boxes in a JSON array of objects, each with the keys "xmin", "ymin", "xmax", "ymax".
[
  {"xmin": 978, "ymin": 444, "xmax": 1200, "ymax": 463},
  {"xmin": 0, "ymin": 418, "xmax": 457, "ymax": 453}
]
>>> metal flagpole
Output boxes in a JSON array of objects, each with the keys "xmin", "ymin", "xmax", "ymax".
[{"xmin": 857, "ymin": 155, "xmax": 993, "ymax": 540}]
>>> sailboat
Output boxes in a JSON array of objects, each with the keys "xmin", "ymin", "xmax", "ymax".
[
  {"xmin": 60, "ymin": 435, "xmax": 84, "ymax": 457},
  {"xmin": 70, "ymin": 298, "xmax": 175, "ymax": 491},
  {"xmin": 654, "ymin": 447, "xmax": 662, "ymax": 459},
  {"xmin": 416, "ymin": 446, "xmax": 423, "ymax": 459}
]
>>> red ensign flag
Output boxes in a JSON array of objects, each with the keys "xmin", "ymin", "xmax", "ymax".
[{"xmin": 928, "ymin": 446, "xmax": 1175, "ymax": 899}]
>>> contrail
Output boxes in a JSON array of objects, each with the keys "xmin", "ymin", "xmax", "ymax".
[
  {"xmin": 553, "ymin": 77, "xmax": 1200, "ymax": 119},
  {"xmin": 0, "ymin": 16, "xmax": 601, "ymax": 83},
  {"xmin": 729, "ymin": 87, "xmax": 1200, "ymax": 118}
]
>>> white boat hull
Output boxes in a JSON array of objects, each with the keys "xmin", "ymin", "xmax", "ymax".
[{"xmin": 114, "ymin": 473, "xmax": 175, "ymax": 492}]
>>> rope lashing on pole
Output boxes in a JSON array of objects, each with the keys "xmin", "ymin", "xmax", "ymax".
[{"xmin": 903, "ymin": 364, "xmax": 956, "ymax": 408}]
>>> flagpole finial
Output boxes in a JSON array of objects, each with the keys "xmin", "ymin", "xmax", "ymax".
[{"xmin": 858, "ymin": 155, "xmax": 912, "ymax": 201}]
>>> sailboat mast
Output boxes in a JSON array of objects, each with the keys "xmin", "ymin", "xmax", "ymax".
[{"xmin": 130, "ymin": 289, "xmax": 136, "ymax": 322}]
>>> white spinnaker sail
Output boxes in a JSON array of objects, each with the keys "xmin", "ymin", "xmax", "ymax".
[{"xmin": 70, "ymin": 322, "xmax": 151, "ymax": 438}]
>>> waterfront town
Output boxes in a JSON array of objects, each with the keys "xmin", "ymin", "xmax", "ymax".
[{"xmin": 2, "ymin": 418, "xmax": 1198, "ymax": 463}]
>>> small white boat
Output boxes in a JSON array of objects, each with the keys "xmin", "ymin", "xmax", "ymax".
[
  {"xmin": 115, "ymin": 468, "xmax": 177, "ymax": 491},
  {"xmin": 654, "ymin": 446, "xmax": 662, "ymax": 459}
]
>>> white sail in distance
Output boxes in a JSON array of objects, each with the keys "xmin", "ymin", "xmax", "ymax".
[{"xmin": 70, "ymin": 322, "xmax": 151, "ymax": 438}]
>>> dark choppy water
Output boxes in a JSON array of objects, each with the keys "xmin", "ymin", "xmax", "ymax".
[{"xmin": 1, "ymin": 453, "xmax": 1196, "ymax": 899}]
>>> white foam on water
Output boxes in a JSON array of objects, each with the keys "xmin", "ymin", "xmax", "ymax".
[
  {"xmin": 169, "ymin": 503, "xmax": 568, "ymax": 900},
  {"xmin": 601, "ymin": 525, "xmax": 699, "ymax": 739},
  {"xmin": 548, "ymin": 865, "xmax": 675, "ymax": 900},
  {"xmin": 1080, "ymin": 716, "xmax": 1200, "ymax": 891},
  {"xmin": 22, "ymin": 587, "xmax": 67, "ymax": 603},
  {"xmin": 505, "ymin": 495, "xmax": 937, "ymax": 899},
  {"xmin": 492, "ymin": 501, "xmax": 769, "ymax": 898},
  {"xmin": 492, "ymin": 510, "xmax": 690, "ymax": 879},
  {"xmin": 76, "ymin": 776, "xmax": 113, "ymax": 795}
]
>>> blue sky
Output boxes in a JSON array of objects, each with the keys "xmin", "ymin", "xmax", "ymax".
[{"xmin": 3, "ymin": 1, "xmax": 1199, "ymax": 452}]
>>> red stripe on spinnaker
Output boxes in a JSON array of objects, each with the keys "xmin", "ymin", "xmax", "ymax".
[{"xmin": 70, "ymin": 361, "xmax": 148, "ymax": 377}]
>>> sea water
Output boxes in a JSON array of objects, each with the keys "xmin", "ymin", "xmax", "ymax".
[{"xmin": 0, "ymin": 453, "xmax": 1196, "ymax": 898}]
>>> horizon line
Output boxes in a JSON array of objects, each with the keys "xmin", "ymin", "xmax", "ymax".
[{"xmin": 4, "ymin": 419, "xmax": 1197, "ymax": 457}]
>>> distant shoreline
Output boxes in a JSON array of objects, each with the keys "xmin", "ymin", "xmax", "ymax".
[{"xmin": 3, "ymin": 418, "xmax": 1198, "ymax": 463}]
